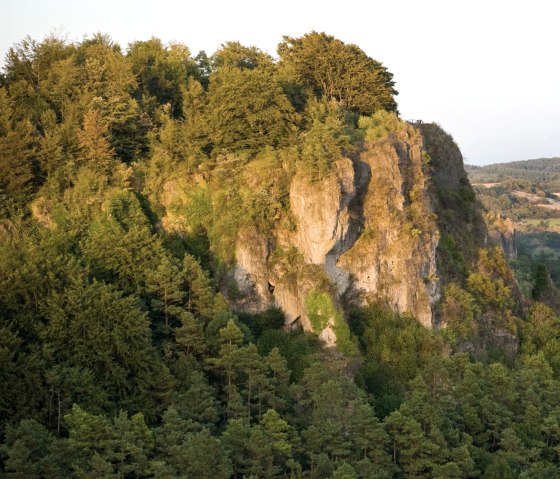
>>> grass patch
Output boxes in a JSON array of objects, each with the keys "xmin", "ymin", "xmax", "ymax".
[{"xmin": 305, "ymin": 289, "xmax": 359, "ymax": 356}]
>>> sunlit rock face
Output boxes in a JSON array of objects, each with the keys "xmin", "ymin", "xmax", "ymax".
[{"xmin": 230, "ymin": 124, "xmax": 447, "ymax": 344}]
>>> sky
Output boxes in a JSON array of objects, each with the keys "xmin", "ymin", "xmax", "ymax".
[{"xmin": 1, "ymin": 0, "xmax": 559, "ymax": 166}]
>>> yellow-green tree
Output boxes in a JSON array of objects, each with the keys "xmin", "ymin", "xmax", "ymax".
[{"xmin": 278, "ymin": 31, "xmax": 398, "ymax": 115}]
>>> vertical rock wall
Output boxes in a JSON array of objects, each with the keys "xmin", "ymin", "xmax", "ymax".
[{"xmin": 231, "ymin": 124, "xmax": 443, "ymax": 343}]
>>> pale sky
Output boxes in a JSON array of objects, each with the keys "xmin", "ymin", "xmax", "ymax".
[{"xmin": 1, "ymin": 0, "xmax": 559, "ymax": 165}]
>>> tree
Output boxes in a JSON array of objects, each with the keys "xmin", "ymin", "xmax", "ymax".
[
  {"xmin": 0, "ymin": 87, "xmax": 38, "ymax": 215},
  {"xmin": 384, "ymin": 410, "xmax": 445, "ymax": 478},
  {"xmin": 441, "ymin": 283, "xmax": 479, "ymax": 341},
  {"xmin": 221, "ymin": 418, "xmax": 252, "ymax": 477},
  {"xmin": 173, "ymin": 312, "xmax": 207, "ymax": 361},
  {"xmin": 81, "ymin": 189, "xmax": 164, "ymax": 293},
  {"xmin": 299, "ymin": 98, "xmax": 350, "ymax": 180},
  {"xmin": 522, "ymin": 304, "xmax": 560, "ymax": 376},
  {"xmin": 206, "ymin": 63, "xmax": 298, "ymax": 153},
  {"xmin": 278, "ymin": 31, "xmax": 398, "ymax": 114},
  {"xmin": 180, "ymin": 79, "xmax": 210, "ymax": 162},
  {"xmin": 532, "ymin": 263, "xmax": 552, "ymax": 301},
  {"xmin": 212, "ymin": 41, "xmax": 273, "ymax": 70},
  {"xmin": 3, "ymin": 419, "xmax": 55, "ymax": 477},
  {"xmin": 4, "ymin": 34, "xmax": 72, "ymax": 88},
  {"xmin": 333, "ymin": 462, "xmax": 358, "ymax": 479},
  {"xmin": 483, "ymin": 455, "xmax": 515, "ymax": 479},
  {"xmin": 36, "ymin": 109, "xmax": 65, "ymax": 178},
  {"xmin": 182, "ymin": 254, "xmax": 227, "ymax": 320},
  {"xmin": 65, "ymin": 405, "xmax": 154, "ymax": 478},
  {"xmin": 74, "ymin": 34, "xmax": 148, "ymax": 162},
  {"xmin": 145, "ymin": 255, "xmax": 183, "ymax": 328},
  {"xmin": 260, "ymin": 409, "xmax": 294, "ymax": 461},
  {"xmin": 246, "ymin": 424, "xmax": 280, "ymax": 478},
  {"xmin": 77, "ymin": 108, "xmax": 116, "ymax": 174},
  {"xmin": 238, "ymin": 343, "xmax": 269, "ymax": 418},
  {"xmin": 42, "ymin": 277, "xmax": 171, "ymax": 416},
  {"xmin": 347, "ymin": 401, "xmax": 391, "ymax": 470},
  {"xmin": 0, "ymin": 328, "xmax": 46, "ymax": 433},
  {"xmin": 172, "ymin": 371, "xmax": 220, "ymax": 427},
  {"xmin": 127, "ymin": 38, "xmax": 194, "ymax": 117},
  {"xmin": 207, "ymin": 319, "xmax": 245, "ymax": 417},
  {"xmin": 169, "ymin": 428, "xmax": 232, "ymax": 479},
  {"xmin": 265, "ymin": 347, "xmax": 291, "ymax": 412}
]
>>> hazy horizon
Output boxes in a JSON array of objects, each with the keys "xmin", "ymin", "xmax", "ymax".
[
  {"xmin": 464, "ymin": 155, "xmax": 560, "ymax": 168},
  {"xmin": 2, "ymin": 0, "xmax": 558, "ymax": 166}
]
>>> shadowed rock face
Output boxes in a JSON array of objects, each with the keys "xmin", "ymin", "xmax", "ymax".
[
  {"xmin": 488, "ymin": 217, "xmax": 517, "ymax": 260},
  {"xmin": 230, "ymin": 124, "xmax": 449, "ymax": 343}
]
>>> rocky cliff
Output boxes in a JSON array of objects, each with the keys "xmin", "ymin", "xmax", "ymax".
[
  {"xmin": 488, "ymin": 217, "xmax": 517, "ymax": 260},
  {"xmin": 226, "ymin": 122, "xmax": 482, "ymax": 350},
  {"xmin": 158, "ymin": 121, "xmax": 486, "ymax": 352}
]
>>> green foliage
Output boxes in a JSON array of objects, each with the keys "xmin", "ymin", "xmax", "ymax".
[
  {"xmin": 127, "ymin": 38, "xmax": 195, "ymax": 117},
  {"xmin": 5, "ymin": 30, "xmax": 560, "ymax": 479},
  {"xmin": 521, "ymin": 303, "xmax": 560, "ymax": 377},
  {"xmin": 212, "ymin": 41, "xmax": 272, "ymax": 70},
  {"xmin": 65, "ymin": 405, "xmax": 154, "ymax": 477},
  {"xmin": 358, "ymin": 110, "xmax": 406, "ymax": 142},
  {"xmin": 42, "ymin": 277, "xmax": 171, "ymax": 415},
  {"xmin": 206, "ymin": 65, "xmax": 298, "ymax": 154},
  {"xmin": 3, "ymin": 419, "xmax": 56, "ymax": 477},
  {"xmin": 466, "ymin": 156, "xmax": 560, "ymax": 186},
  {"xmin": 303, "ymin": 287, "xmax": 358, "ymax": 356},
  {"xmin": 257, "ymin": 328, "xmax": 321, "ymax": 381},
  {"xmin": 278, "ymin": 31, "xmax": 398, "ymax": 114},
  {"xmin": 441, "ymin": 283, "xmax": 479, "ymax": 341},
  {"xmin": 77, "ymin": 108, "xmax": 116, "ymax": 174},
  {"xmin": 438, "ymin": 233, "xmax": 468, "ymax": 279},
  {"xmin": 350, "ymin": 304, "xmax": 443, "ymax": 416},
  {"xmin": 238, "ymin": 307, "xmax": 286, "ymax": 337},
  {"xmin": 81, "ymin": 189, "xmax": 163, "ymax": 292},
  {"xmin": 180, "ymin": 79, "xmax": 210, "ymax": 160},
  {"xmin": 158, "ymin": 425, "xmax": 232, "ymax": 478},
  {"xmin": 299, "ymin": 98, "xmax": 350, "ymax": 181},
  {"xmin": 532, "ymin": 263, "xmax": 552, "ymax": 301},
  {"xmin": 0, "ymin": 88, "xmax": 39, "ymax": 215},
  {"xmin": 466, "ymin": 247, "xmax": 519, "ymax": 334},
  {"xmin": 305, "ymin": 289, "xmax": 335, "ymax": 332},
  {"xmin": 483, "ymin": 455, "xmax": 516, "ymax": 479},
  {"xmin": 420, "ymin": 123, "xmax": 487, "ymax": 282}
]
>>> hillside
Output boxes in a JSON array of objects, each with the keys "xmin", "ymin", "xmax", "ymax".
[
  {"xmin": 2, "ymin": 32, "xmax": 560, "ymax": 478},
  {"xmin": 467, "ymin": 157, "xmax": 560, "ymax": 187},
  {"xmin": 466, "ymin": 158, "xmax": 560, "ymax": 299}
]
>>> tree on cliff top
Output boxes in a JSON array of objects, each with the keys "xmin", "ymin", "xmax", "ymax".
[{"xmin": 278, "ymin": 31, "xmax": 398, "ymax": 115}]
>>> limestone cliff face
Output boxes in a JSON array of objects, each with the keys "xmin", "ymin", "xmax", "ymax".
[
  {"xmin": 488, "ymin": 217, "xmax": 517, "ymax": 260},
  {"xmin": 230, "ymin": 124, "xmax": 445, "ymax": 343},
  {"xmin": 288, "ymin": 158, "xmax": 357, "ymax": 295},
  {"xmin": 338, "ymin": 131, "xmax": 440, "ymax": 328}
]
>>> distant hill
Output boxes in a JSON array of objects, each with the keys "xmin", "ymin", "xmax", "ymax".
[
  {"xmin": 466, "ymin": 156, "xmax": 560, "ymax": 296},
  {"xmin": 466, "ymin": 157, "xmax": 560, "ymax": 185}
]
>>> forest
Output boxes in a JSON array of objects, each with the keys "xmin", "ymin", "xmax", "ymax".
[
  {"xmin": 2, "ymin": 31, "xmax": 560, "ymax": 478},
  {"xmin": 466, "ymin": 158, "xmax": 560, "ymax": 188}
]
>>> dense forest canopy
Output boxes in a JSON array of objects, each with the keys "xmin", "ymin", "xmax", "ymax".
[{"xmin": 1, "ymin": 31, "xmax": 560, "ymax": 478}]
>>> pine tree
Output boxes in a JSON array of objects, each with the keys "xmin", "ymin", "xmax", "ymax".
[
  {"xmin": 0, "ymin": 88, "xmax": 38, "ymax": 215},
  {"xmin": 77, "ymin": 108, "xmax": 116, "ymax": 174}
]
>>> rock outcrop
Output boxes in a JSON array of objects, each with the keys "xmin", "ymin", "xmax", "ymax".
[
  {"xmin": 159, "ymin": 121, "xmax": 487, "ymax": 351},
  {"xmin": 488, "ymin": 216, "xmax": 517, "ymax": 260},
  {"xmin": 229, "ymin": 124, "xmax": 445, "ymax": 344}
]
